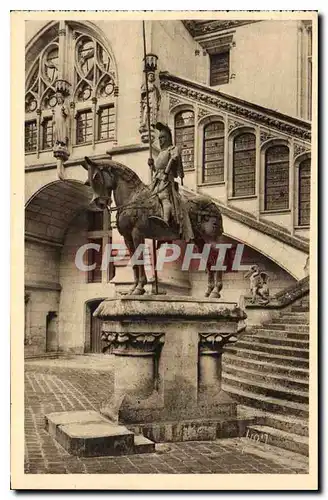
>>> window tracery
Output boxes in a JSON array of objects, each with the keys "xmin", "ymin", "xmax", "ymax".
[{"xmin": 25, "ymin": 23, "xmax": 117, "ymax": 155}]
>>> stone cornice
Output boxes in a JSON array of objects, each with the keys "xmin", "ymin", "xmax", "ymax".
[
  {"xmin": 159, "ymin": 72, "xmax": 311, "ymax": 142},
  {"xmin": 25, "ymin": 280, "xmax": 62, "ymax": 292},
  {"xmin": 182, "ymin": 20, "xmax": 260, "ymax": 38},
  {"xmin": 94, "ymin": 297, "xmax": 246, "ymax": 322}
]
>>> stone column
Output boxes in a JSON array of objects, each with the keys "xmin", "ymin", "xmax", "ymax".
[
  {"xmin": 198, "ymin": 330, "xmax": 238, "ymax": 397},
  {"xmin": 94, "ymin": 296, "xmax": 246, "ymax": 427}
]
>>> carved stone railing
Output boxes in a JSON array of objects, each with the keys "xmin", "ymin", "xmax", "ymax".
[{"xmin": 159, "ymin": 71, "xmax": 311, "ymax": 143}]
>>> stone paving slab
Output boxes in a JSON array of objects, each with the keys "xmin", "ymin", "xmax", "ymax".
[{"xmin": 24, "ymin": 357, "xmax": 309, "ymax": 474}]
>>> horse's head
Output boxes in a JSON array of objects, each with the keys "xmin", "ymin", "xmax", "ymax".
[{"xmin": 83, "ymin": 157, "xmax": 116, "ymax": 210}]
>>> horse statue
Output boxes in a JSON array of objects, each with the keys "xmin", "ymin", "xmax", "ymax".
[{"xmin": 83, "ymin": 156, "xmax": 224, "ymax": 298}]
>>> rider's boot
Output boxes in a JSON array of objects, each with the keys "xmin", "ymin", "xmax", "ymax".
[{"xmin": 162, "ymin": 200, "xmax": 171, "ymax": 226}]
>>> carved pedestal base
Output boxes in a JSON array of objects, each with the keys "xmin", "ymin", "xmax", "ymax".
[{"xmin": 94, "ymin": 296, "xmax": 247, "ymax": 441}]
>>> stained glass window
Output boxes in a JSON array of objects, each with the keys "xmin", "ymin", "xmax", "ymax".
[
  {"xmin": 203, "ymin": 122, "xmax": 224, "ymax": 183},
  {"xmin": 25, "ymin": 120, "xmax": 37, "ymax": 152},
  {"xmin": 298, "ymin": 158, "xmax": 311, "ymax": 226},
  {"xmin": 41, "ymin": 117, "xmax": 54, "ymax": 149},
  {"xmin": 233, "ymin": 133, "xmax": 256, "ymax": 196},
  {"xmin": 175, "ymin": 111, "xmax": 195, "ymax": 170},
  {"xmin": 264, "ymin": 145, "xmax": 290, "ymax": 211}
]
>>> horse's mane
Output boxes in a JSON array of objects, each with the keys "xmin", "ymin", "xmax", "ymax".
[{"xmin": 93, "ymin": 158, "xmax": 145, "ymax": 187}]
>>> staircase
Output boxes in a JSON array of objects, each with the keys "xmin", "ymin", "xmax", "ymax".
[{"xmin": 222, "ymin": 303, "xmax": 309, "ymax": 456}]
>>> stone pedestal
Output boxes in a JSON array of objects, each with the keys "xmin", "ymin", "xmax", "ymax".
[{"xmin": 94, "ymin": 296, "xmax": 247, "ymax": 440}]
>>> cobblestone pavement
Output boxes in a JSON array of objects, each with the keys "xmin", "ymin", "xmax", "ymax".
[{"xmin": 24, "ymin": 356, "xmax": 309, "ymax": 475}]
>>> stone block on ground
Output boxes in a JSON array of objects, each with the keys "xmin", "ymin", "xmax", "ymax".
[
  {"xmin": 133, "ymin": 435, "xmax": 155, "ymax": 454},
  {"xmin": 56, "ymin": 421, "xmax": 135, "ymax": 457}
]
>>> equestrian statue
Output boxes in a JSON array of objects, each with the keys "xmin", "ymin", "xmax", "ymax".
[{"xmin": 83, "ymin": 122, "xmax": 224, "ymax": 298}]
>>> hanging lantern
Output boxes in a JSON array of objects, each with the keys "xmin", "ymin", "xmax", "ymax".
[{"xmin": 144, "ymin": 53, "xmax": 158, "ymax": 73}]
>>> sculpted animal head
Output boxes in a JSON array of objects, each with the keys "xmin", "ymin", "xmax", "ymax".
[{"xmin": 83, "ymin": 156, "xmax": 116, "ymax": 210}]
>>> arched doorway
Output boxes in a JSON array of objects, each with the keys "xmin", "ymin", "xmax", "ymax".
[{"xmin": 85, "ymin": 299, "xmax": 107, "ymax": 353}]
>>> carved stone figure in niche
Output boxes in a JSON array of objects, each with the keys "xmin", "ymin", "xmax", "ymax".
[
  {"xmin": 245, "ymin": 265, "xmax": 270, "ymax": 305},
  {"xmin": 139, "ymin": 71, "xmax": 161, "ymax": 140},
  {"xmin": 53, "ymin": 92, "xmax": 70, "ymax": 147}
]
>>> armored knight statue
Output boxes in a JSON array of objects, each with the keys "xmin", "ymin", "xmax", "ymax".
[
  {"xmin": 148, "ymin": 122, "xmax": 194, "ymax": 242},
  {"xmin": 245, "ymin": 265, "xmax": 270, "ymax": 305}
]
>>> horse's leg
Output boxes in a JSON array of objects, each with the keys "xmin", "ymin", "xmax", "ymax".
[
  {"xmin": 131, "ymin": 229, "xmax": 147, "ymax": 296},
  {"xmin": 124, "ymin": 236, "xmax": 139, "ymax": 294},
  {"xmin": 205, "ymin": 268, "xmax": 215, "ymax": 297},
  {"xmin": 210, "ymin": 270, "xmax": 223, "ymax": 299}
]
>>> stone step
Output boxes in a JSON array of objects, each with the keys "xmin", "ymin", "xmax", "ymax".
[
  {"xmin": 45, "ymin": 410, "xmax": 156, "ymax": 457},
  {"xmin": 242, "ymin": 334, "xmax": 309, "ymax": 349},
  {"xmin": 246, "ymin": 425, "xmax": 308, "ymax": 456},
  {"xmin": 224, "ymin": 346, "xmax": 309, "ymax": 368},
  {"xmin": 261, "ymin": 411, "xmax": 308, "ymax": 437},
  {"xmin": 280, "ymin": 311, "xmax": 309, "ymax": 317},
  {"xmin": 254, "ymin": 323, "xmax": 309, "ymax": 333},
  {"xmin": 250, "ymin": 328, "xmax": 309, "ymax": 341},
  {"xmin": 222, "ymin": 385, "xmax": 309, "ymax": 418},
  {"xmin": 268, "ymin": 317, "xmax": 309, "ymax": 325},
  {"xmin": 232, "ymin": 339, "xmax": 309, "ymax": 359},
  {"xmin": 291, "ymin": 304, "xmax": 309, "ymax": 312},
  {"xmin": 222, "ymin": 373, "xmax": 308, "ymax": 404},
  {"xmin": 222, "ymin": 353, "xmax": 309, "ymax": 379},
  {"xmin": 133, "ymin": 435, "xmax": 155, "ymax": 454},
  {"xmin": 222, "ymin": 363, "xmax": 309, "ymax": 391}
]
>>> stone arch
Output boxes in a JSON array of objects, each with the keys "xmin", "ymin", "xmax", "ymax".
[{"xmin": 25, "ymin": 179, "xmax": 93, "ymax": 244}]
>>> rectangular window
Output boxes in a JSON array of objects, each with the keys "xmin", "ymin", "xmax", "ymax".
[
  {"xmin": 87, "ymin": 238, "xmax": 103, "ymax": 283},
  {"xmin": 76, "ymin": 109, "xmax": 92, "ymax": 144},
  {"xmin": 98, "ymin": 105, "xmax": 115, "ymax": 141},
  {"xmin": 41, "ymin": 117, "xmax": 53, "ymax": 150},
  {"xmin": 25, "ymin": 120, "xmax": 37, "ymax": 152},
  {"xmin": 210, "ymin": 51, "xmax": 230, "ymax": 86},
  {"xmin": 88, "ymin": 211, "xmax": 104, "ymax": 232}
]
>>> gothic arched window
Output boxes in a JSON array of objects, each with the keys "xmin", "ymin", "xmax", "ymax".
[
  {"xmin": 264, "ymin": 145, "xmax": 290, "ymax": 211},
  {"xmin": 174, "ymin": 111, "xmax": 195, "ymax": 170},
  {"xmin": 232, "ymin": 132, "xmax": 256, "ymax": 196},
  {"xmin": 25, "ymin": 22, "xmax": 117, "ymax": 155},
  {"xmin": 202, "ymin": 121, "xmax": 224, "ymax": 183},
  {"xmin": 298, "ymin": 158, "xmax": 311, "ymax": 226}
]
